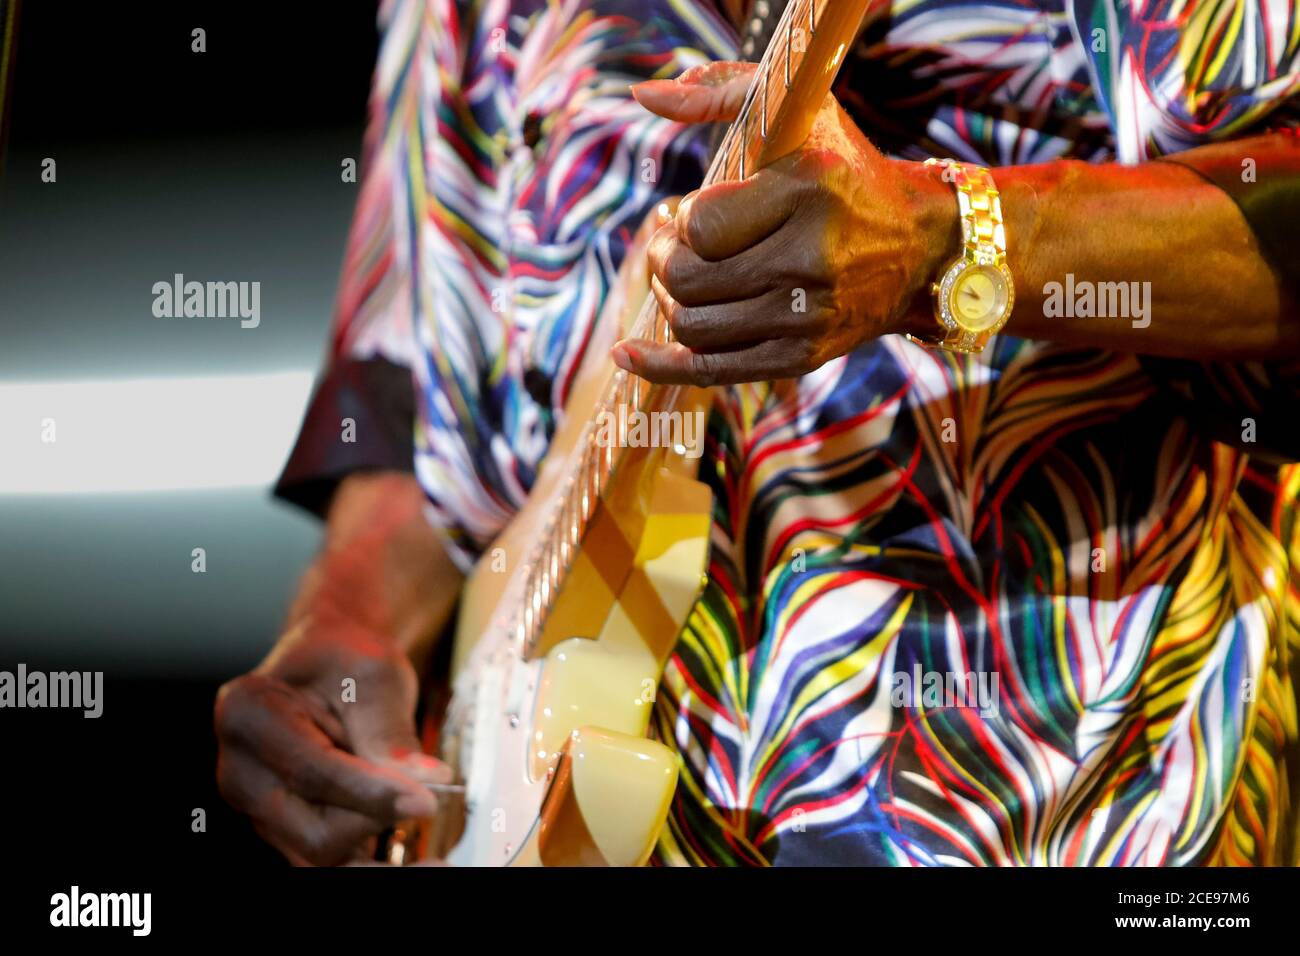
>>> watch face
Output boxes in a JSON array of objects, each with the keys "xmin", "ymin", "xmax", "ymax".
[{"xmin": 947, "ymin": 263, "xmax": 1010, "ymax": 332}]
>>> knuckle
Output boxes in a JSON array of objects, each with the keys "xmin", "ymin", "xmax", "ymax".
[
  {"xmin": 786, "ymin": 240, "xmax": 827, "ymax": 285},
  {"xmin": 795, "ymin": 173, "xmax": 833, "ymax": 215},
  {"xmin": 689, "ymin": 350, "xmax": 720, "ymax": 388},
  {"xmin": 806, "ymin": 306, "xmax": 833, "ymax": 335},
  {"xmin": 662, "ymin": 247, "xmax": 690, "ymax": 293},
  {"xmin": 793, "ymin": 338, "xmax": 821, "ymax": 372},
  {"xmin": 680, "ymin": 198, "xmax": 712, "ymax": 253},
  {"xmin": 214, "ymin": 754, "xmax": 246, "ymax": 807},
  {"xmin": 683, "ymin": 217, "xmax": 708, "ymax": 255},
  {"xmin": 214, "ymin": 675, "xmax": 270, "ymax": 744},
  {"xmin": 781, "ymin": 167, "xmax": 814, "ymax": 199},
  {"xmin": 668, "ymin": 303, "xmax": 700, "ymax": 345},
  {"xmin": 659, "ymin": 240, "xmax": 705, "ymax": 299},
  {"xmin": 212, "ymin": 678, "xmax": 244, "ymax": 733},
  {"xmin": 647, "ymin": 224, "xmax": 676, "ymax": 274},
  {"xmin": 783, "ymin": 161, "xmax": 817, "ymax": 195},
  {"xmin": 350, "ymin": 648, "xmax": 408, "ymax": 693}
]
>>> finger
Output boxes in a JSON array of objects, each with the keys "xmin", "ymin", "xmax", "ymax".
[
  {"xmin": 374, "ymin": 751, "xmax": 453, "ymax": 790},
  {"xmin": 630, "ymin": 62, "xmax": 757, "ymax": 123},
  {"xmin": 651, "ymin": 276, "xmax": 807, "ymax": 352},
  {"xmin": 676, "ymin": 169, "xmax": 803, "ymax": 261},
  {"xmin": 612, "ymin": 336, "xmax": 816, "ymax": 386},
  {"xmin": 252, "ymin": 821, "xmax": 311, "ymax": 868},
  {"xmin": 649, "ymin": 222, "xmax": 776, "ymax": 306},
  {"xmin": 225, "ymin": 752, "xmax": 388, "ymax": 867},
  {"xmin": 258, "ymin": 788, "xmax": 391, "ymax": 867},
  {"xmin": 217, "ymin": 744, "xmax": 279, "ymax": 816},
  {"xmin": 222, "ymin": 678, "xmax": 438, "ymax": 821}
]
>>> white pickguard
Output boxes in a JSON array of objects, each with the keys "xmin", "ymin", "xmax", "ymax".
[{"xmin": 443, "ymin": 567, "xmax": 552, "ymax": 867}]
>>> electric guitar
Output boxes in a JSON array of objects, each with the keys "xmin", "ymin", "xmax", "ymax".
[{"xmin": 426, "ymin": 0, "xmax": 869, "ymax": 866}]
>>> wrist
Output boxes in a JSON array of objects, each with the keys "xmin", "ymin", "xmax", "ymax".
[
  {"xmin": 287, "ymin": 472, "xmax": 462, "ymax": 667},
  {"xmin": 893, "ymin": 159, "xmax": 962, "ymax": 337}
]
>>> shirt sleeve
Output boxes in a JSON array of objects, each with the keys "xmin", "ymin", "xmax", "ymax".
[
  {"xmin": 273, "ymin": 2, "xmax": 419, "ymax": 519},
  {"xmin": 273, "ymin": 356, "xmax": 416, "ymax": 517},
  {"xmin": 1158, "ymin": 132, "xmax": 1300, "ymax": 307}
]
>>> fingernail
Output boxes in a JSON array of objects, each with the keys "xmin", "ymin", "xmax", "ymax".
[
  {"xmin": 395, "ymin": 791, "xmax": 438, "ymax": 819},
  {"xmin": 403, "ymin": 755, "xmax": 452, "ymax": 783},
  {"xmin": 611, "ymin": 342, "xmax": 635, "ymax": 369},
  {"xmin": 630, "ymin": 79, "xmax": 675, "ymax": 101}
]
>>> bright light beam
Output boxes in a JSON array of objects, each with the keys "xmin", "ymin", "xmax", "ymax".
[{"xmin": 0, "ymin": 370, "xmax": 316, "ymax": 494}]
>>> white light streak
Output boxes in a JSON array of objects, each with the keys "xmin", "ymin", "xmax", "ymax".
[{"xmin": 0, "ymin": 371, "xmax": 316, "ymax": 494}]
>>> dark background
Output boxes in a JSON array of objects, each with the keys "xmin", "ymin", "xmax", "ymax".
[{"xmin": 0, "ymin": 0, "xmax": 379, "ymax": 879}]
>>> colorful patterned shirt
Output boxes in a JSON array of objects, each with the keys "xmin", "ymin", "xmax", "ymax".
[{"xmin": 318, "ymin": 0, "xmax": 1300, "ymax": 865}]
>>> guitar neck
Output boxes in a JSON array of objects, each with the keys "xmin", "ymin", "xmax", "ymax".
[{"xmin": 515, "ymin": 0, "xmax": 868, "ymax": 655}]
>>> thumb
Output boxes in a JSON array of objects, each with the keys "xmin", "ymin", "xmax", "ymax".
[
  {"xmin": 631, "ymin": 61, "xmax": 757, "ymax": 124},
  {"xmin": 346, "ymin": 695, "xmax": 452, "ymax": 788}
]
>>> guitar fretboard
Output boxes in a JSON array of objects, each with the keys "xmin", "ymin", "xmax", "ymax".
[{"xmin": 516, "ymin": 0, "xmax": 857, "ymax": 655}]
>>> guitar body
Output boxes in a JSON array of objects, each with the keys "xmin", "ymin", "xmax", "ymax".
[
  {"xmin": 436, "ymin": 210, "xmax": 712, "ymax": 866},
  {"xmin": 426, "ymin": 0, "xmax": 868, "ymax": 866}
]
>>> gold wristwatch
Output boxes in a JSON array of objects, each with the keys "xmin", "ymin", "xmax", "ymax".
[{"xmin": 907, "ymin": 158, "xmax": 1015, "ymax": 353}]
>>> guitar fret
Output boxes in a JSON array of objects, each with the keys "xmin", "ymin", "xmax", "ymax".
[
  {"xmin": 785, "ymin": 12, "xmax": 793, "ymax": 88},
  {"xmin": 568, "ymin": 482, "xmax": 582, "ymax": 552},
  {"xmin": 580, "ymin": 441, "xmax": 594, "ymax": 519},
  {"xmin": 582, "ymin": 441, "xmax": 593, "ymax": 503},
  {"xmin": 548, "ymin": 535, "xmax": 559, "ymax": 600},
  {"xmin": 548, "ymin": 531, "xmax": 559, "ymax": 593},
  {"xmin": 555, "ymin": 494, "xmax": 570, "ymax": 574},
  {"xmin": 539, "ymin": 547, "xmax": 552, "ymax": 606},
  {"xmin": 566, "ymin": 475, "xmax": 580, "ymax": 547},
  {"xmin": 590, "ymin": 433, "xmax": 603, "ymax": 501},
  {"xmin": 716, "ymin": 136, "xmax": 732, "ymax": 186}
]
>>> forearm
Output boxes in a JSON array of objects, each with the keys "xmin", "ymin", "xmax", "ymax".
[
  {"xmin": 624, "ymin": 68, "xmax": 1299, "ymax": 385},
  {"xmin": 970, "ymin": 138, "xmax": 1297, "ymax": 360},
  {"xmin": 283, "ymin": 472, "xmax": 463, "ymax": 673}
]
